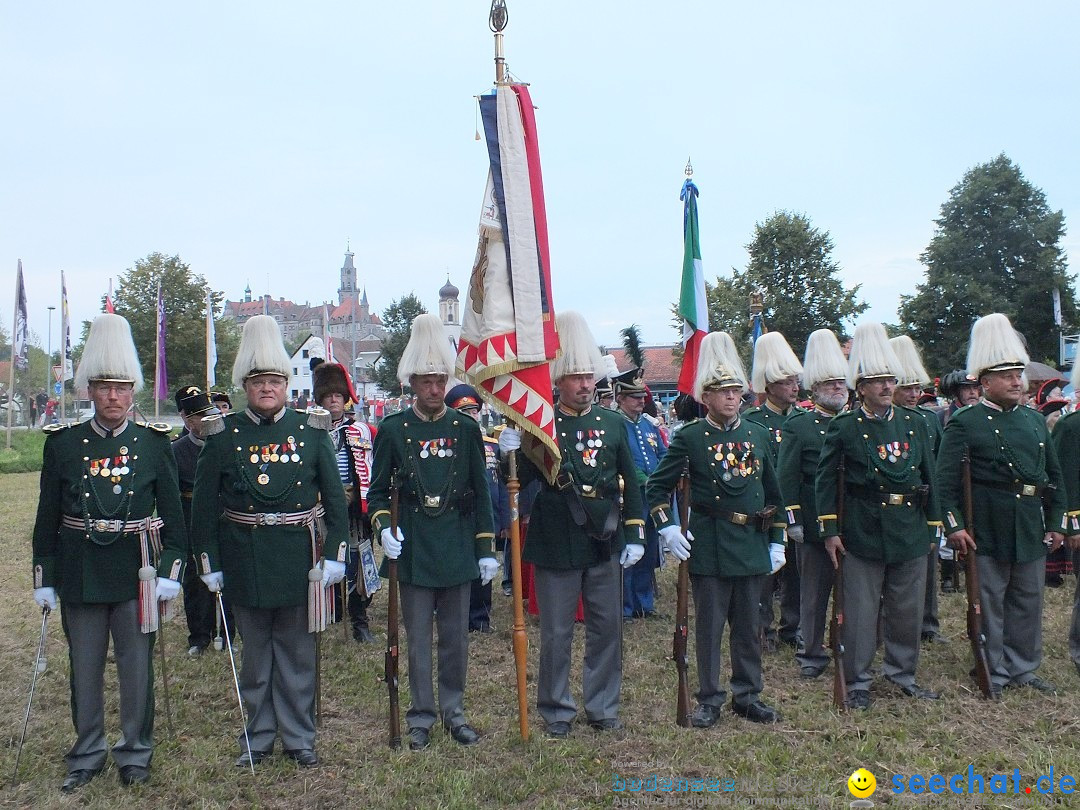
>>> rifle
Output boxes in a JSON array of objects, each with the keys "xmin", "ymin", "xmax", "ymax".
[
  {"xmin": 673, "ymin": 472, "xmax": 692, "ymax": 728},
  {"xmin": 962, "ymin": 447, "xmax": 994, "ymax": 699},
  {"xmin": 385, "ymin": 483, "xmax": 402, "ymax": 748},
  {"xmin": 829, "ymin": 457, "xmax": 847, "ymax": 710}
]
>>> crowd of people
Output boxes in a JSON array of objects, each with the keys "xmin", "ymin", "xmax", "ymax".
[{"xmin": 26, "ymin": 306, "xmax": 1080, "ymax": 793}]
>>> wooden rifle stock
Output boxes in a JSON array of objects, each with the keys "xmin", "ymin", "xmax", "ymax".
[
  {"xmin": 385, "ymin": 485, "xmax": 402, "ymax": 748},
  {"xmin": 962, "ymin": 447, "xmax": 994, "ymax": 699},
  {"xmin": 673, "ymin": 473, "xmax": 692, "ymax": 728},
  {"xmin": 830, "ymin": 457, "xmax": 847, "ymax": 710}
]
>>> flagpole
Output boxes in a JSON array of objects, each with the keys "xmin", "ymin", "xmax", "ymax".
[
  {"xmin": 5, "ymin": 263, "xmax": 20, "ymax": 448},
  {"xmin": 487, "ymin": 0, "xmax": 530, "ymax": 743},
  {"xmin": 59, "ymin": 272, "xmax": 67, "ymax": 426},
  {"xmin": 155, "ymin": 281, "xmax": 161, "ymax": 420}
]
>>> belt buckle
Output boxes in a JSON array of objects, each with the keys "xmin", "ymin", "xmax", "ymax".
[
  {"xmin": 424, "ymin": 495, "xmax": 441, "ymax": 508},
  {"xmin": 581, "ymin": 484, "xmax": 596, "ymax": 498},
  {"xmin": 888, "ymin": 493, "xmax": 905, "ymax": 506},
  {"xmin": 261, "ymin": 513, "xmax": 282, "ymax": 526},
  {"xmin": 731, "ymin": 512, "xmax": 748, "ymax": 526},
  {"xmin": 1021, "ymin": 484, "xmax": 1037, "ymax": 497},
  {"xmin": 93, "ymin": 519, "xmax": 111, "ymax": 533}
]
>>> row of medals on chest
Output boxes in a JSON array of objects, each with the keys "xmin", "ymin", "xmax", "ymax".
[
  {"xmin": 87, "ymin": 447, "xmax": 133, "ymax": 495},
  {"xmin": 247, "ymin": 437, "xmax": 301, "ymax": 485},
  {"xmin": 569, "ymin": 429, "xmax": 604, "ymax": 467},
  {"xmin": 710, "ymin": 441, "xmax": 756, "ymax": 482}
]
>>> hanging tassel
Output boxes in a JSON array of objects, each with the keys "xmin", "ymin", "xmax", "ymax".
[
  {"xmin": 308, "ymin": 567, "xmax": 326, "ymax": 633},
  {"xmin": 138, "ymin": 565, "xmax": 158, "ymax": 634}
]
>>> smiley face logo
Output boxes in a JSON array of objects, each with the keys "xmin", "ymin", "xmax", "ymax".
[{"xmin": 848, "ymin": 768, "xmax": 876, "ymax": 798}]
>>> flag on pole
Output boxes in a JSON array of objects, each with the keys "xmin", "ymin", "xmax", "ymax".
[
  {"xmin": 61, "ymin": 270, "xmax": 73, "ymax": 381},
  {"xmin": 677, "ymin": 179, "xmax": 708, "ymax": 395},
  {"xmin": 322, "ymin": 302, "xmax": 336, "ymax": 363},
  {"xmin": 750, "ymin": 311, "xmax": 766, "ymax": 344},
  {"xmin": 457, "ymin": 83, "xmax": 561, "ymax": 482},
  {"xmin": 13, "ymin": 261, "xmax": 29, "ymax": 371},
  {"xmin": 206, "ymin": 289, "xmax": 217, "ymax": 388},
  {"xmin": 105, "ymin": 278, "xmax": 115, "ymax": 314},
  {"xmin": 155, "ymin": 282, "xmax": 168, "ymax": 400}
]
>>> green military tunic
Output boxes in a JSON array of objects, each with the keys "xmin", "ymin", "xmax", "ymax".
[
  {"xmin": 368, "ymin": 406, "xmax": 494, "ymax": 587},
  {"xmin": 32, "ymin": 420, "xmax": 186, "ymax": 602},
  {"xmin": 778, "ymin": 407, "xmax": 835, "ymax": 545},
  {"xmin": 191, "ymin": 407, "xmax": 348, "ymax": 608},
  {"xmin": 917, "ymin": 405, "xmax": 943, "ymax": 455},
  {"xmin": 1053, "ymin": 410, "xmax": 1080, "ymax": 533},
  {"xmin": 744, "ymin": 401, "xmax": 802, "ymax": 468},
  {"xmin": 646, "ymin": 416, "xmax": 786, "ymax": 577},
  {"xmin": 937, "ymin": 401, "xmax": 1067, "ymax": 563},
  {"xmin": 519, "ymin": 405, "xmax": 645, "ymax": 569},
  {"xmin": 816, "ymin": 405, "xmax": 941, "ymax": 563}
]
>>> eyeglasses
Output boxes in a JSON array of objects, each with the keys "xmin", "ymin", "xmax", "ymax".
[
  {"xmin": 247, "ymin": 377, "xmax": 286, "ymax": 389},
  {"xmin": 91, "ymin": 383, "xmax": 134, "ymax": 394}
]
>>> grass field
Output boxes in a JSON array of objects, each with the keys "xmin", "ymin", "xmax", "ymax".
[{"xmin": 2, "ymin": 469, "xmax": 1080, "ymax": 809}]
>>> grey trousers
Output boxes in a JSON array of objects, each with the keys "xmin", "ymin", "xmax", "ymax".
[
  {"xmin": 796, "ymin": 543, "xmax": 834, "ymax": 671},
  {"xmin": 922, "ymin": 550, "xmax": 941, "ymax": 635},
  {"xmin": 232, "ymin": 604, "xmax": 316, "ymax": 753},
  {"xmin": 759, "ymin": 547, "xmax": 801, "ymax": 642},
  {"xmin": 61, "ymin": 600, "xmax": 155, "ymax": 772},
  {"xmin": 844, "ymin": 553, "xmax": 925, "ymax": 692},
  {"xmin": 534, "ymin": 557, "xmax": 622, "ymax": 725},
  {"xmin": 977, "ymin": 555, "xmax": 1045, "ymax": 688},
  {"xmin": 400, "ymin": 581, "xmax": 470, "ymax": 730},
  {"xmin": 691, "ymin": 573, "xmax": 765, "ymax": 708}
]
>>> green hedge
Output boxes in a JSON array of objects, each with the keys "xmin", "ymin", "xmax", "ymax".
[{"xmin": 0, "ymin": 429, "xmax": 49, "ymax": 474}]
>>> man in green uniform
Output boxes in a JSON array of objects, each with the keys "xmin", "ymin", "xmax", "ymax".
[
  {"xmin": 744, "ymin": 331, "xmax": 804, "ymax": 651},
  {"xmin": 367, "ymin": 313, "xmax": 497, "ymax": 751},
  {"xmin": 818, "ymin": 322, "xmax": 942, "ymax": 710},
  {"xmin": 938, "ymin": 313, "xmax": 1067, "ymax": 697},
  {"xmin": 32, "ymin": 314, "xmax": 186, "ymax": 792},
  {"xmin": 778, "ymin": 328, "xmax": 849, "ymax": 679},
  {"xmin": 890, "ymin": 335, "xmax": 948, "ymax": 645},
  {"xmin": 646, "ymin": 331, "xmax": 786, "ymax": 727},
  {"xmin": 499, "ymin": 311, "xmax": 645, "ymax": 738},
  {"xmin": 192, "ymin": 315, "xmax": 348, "ymax": 769},
  {"xmin": 1053, "ymin": 362, "xmax": 1080, "ymax": 677}
]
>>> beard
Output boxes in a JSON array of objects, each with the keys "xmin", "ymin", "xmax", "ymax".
[{"xmin": 814, "ymin": 390, "xmax": 849, "ymax": 413}]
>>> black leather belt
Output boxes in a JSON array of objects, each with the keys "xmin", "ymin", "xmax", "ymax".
[
  {"xmin": 972, "ymin": 478, "xmax": 1042, "ymax": 498},
  {"xmin": 846, "ymin": 484, "xmax": 923, "ymax": 506}
]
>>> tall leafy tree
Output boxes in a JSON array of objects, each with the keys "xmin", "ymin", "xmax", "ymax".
[
  {"xmin": 372, "ymin": 293, "xmax": 428, "ymax": 394},
  {"xmin": 899, "ymin": 154, "xmax": 1074, "ymax": 373}
]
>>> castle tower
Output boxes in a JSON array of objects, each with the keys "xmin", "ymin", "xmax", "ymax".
[
  {"xmin": 439, "ymin": 276, "xmax": 461, "ymax": 349},
  {"xmin": 338, "ymin": 248, "xmax": 357, "ymax": 306}
]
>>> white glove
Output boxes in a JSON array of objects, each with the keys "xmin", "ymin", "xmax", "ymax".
[
  {"xmin": 33, "ymin": 587, "xmax": 57, "ymax": 611},
  {"xmin": 659, "ymin": 525, "xmax": 692, "ymax": 562},
  {"xmin": 156, "ymin": 577, "xmax": 182, "ymax": 602},
  {"xmin": 787, "ymin": 525, "xmax": 804, "ymax": 543},
  {"xmin": 200, "ymin": 571, "xmax": 224, "ymax": 592},
  {"xmin": 498, "ymin": 427, "xmax": 522, "ymax": 453},
  {"xmin": 620, "ymin": 543, "xmax": 645, "ymax": 568},
  {"xmin": 381, "ymin": 527, "xmax": 404, "ymax": 560},
  {"xmin": 478, "ymin": 557, "xmax": 499, "ymax": 586},
  {"xmin": 769, "ymin": 543, "xmax": 787, "ymax": 574},
  {"xmin": 322, "ymin": 559, "xmax": 347, "ymax": 587}
]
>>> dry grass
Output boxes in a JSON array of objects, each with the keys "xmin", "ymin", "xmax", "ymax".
[{"xmin": 3, "ymin": 468, "xmax": 1080, "ymax": 808}]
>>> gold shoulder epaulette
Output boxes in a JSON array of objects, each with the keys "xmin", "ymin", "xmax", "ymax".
[
  {"xmin": 43, "ymin": 422, "xmax": 73, "ymax": 434},
  {"xmin": 136, "ymin": 420, "xmax": 173, "ymax": 434},
  {"xmin": 304, "ymin": 407, "xmax": 332, "ymax": 431}
]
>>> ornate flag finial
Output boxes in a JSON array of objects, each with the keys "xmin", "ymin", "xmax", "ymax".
[
  {"xmin": 489, "ymin": 0, "xmax": 508, "ymax": 32},
  {"xmin": 684, "ymin": 157, "xmax": 694, "ymax": 178}
]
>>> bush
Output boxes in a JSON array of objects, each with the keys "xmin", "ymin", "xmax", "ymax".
[{"xmin": 0, "ymin": 429, "xmax": 47, "ymax": 474}]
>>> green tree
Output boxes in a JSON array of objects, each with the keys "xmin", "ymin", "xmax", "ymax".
[
  {"xmin": 111, "ymin": 253, "xmax": 237, "ymax": 408},
  {"xmin": 899, "ymin": 154, "xmax": 1074, "ymax": 373},
  {"xmin": 372, "ymin": 293, "xmax": 428, "ymax": 394}
]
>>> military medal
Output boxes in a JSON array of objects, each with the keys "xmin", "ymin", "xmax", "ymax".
[
  {"xmin": 112, "ymin": 483, "xmax": 123, "ymax": 495},
  {"xmin": 257, "ymin": 472, "xmax": 270, "ymax": 485}
]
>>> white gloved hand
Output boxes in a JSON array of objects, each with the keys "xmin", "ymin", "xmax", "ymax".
[
  {"xmin": 620, "ymin": 543, "xmax": 645, "ymax": 568},
  {"xmin": 498, "ymin": 427, "xmax": 522, "ymax": 453},
  {"xmin": 478, "ymin": 557, "xmax": 499, "ymax": 586},
  {"xmin": 200, "ymin": 571, "xmax": 224, "ymax": 592},
  {"xmin": 381, "ymin": 527, "xmax": 405, "ymax": 560},
  {"xmin": 769, "ymin": 543, "xmax": 787, "ymax": 574},
  {"xmin": 156, "ymin": 577, "xmax": 182, "ymax": 602},
  {"xmin": 33, "ymin": 587, "xmax": 57, "ymax": 611},
  {"xmin": 659, "ymin": 525, "xmax": 692, "ymax": 561},
  {"xmin": 787, "ymin": 525, "xmax": 805, "ymax": 544},
  {"xmin": 322, "ymin": 559, "xmax": 347, "ymax": 587}
]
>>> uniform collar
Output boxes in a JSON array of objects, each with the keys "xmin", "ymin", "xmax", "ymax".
[
  {"xmin": 246, "ymin": 406, "xmax": 286, "ymax": 425},
  {"xmin": 813, "ymin": 403, "xmax": 842, "ymax": 417},
  {"xmin": 558, "ymin": 403, "xmax": 592, "ymax": 418},
  {"xmin": 411, "ymin": 404, "xmax": 447, "ymax": 422},
  {"xmin": 980, "ymin": 397, "xmax": 1020, "ymax": 413},
  {"xmin": 763, "ymin": 399, "xmax": 792, "ymax": 416},
  {"xmin": 859, "ymin": 404, "xmax": 894, "ymax": 421},
  {"xmin": 189, "ymin": 433, "xmax": 206, "ymax": 448},
  {"xmin": 90, "ymin": 418, "xmax": 129, "ymax": 438},
  {"xmin": 705, "ymin": 413, "xmax": 741, "ymax": 431}
]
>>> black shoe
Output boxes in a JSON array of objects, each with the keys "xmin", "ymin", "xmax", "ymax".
[
  {"xmin": 1010, "ymin": 676, "xmax": 1058, "ymax": 695},
  {"xmin": 285, "ymin": 749, "xmax": 319, "ymax": 768},
  {"xmin": 588, "ymin": 717, "xmax": 622, "ymax": 731},
  {"xmin": 502, "ymin": 584, "xmax": 512, "ymax": 597},
  {"xmin": 60, "ymin": 769, "xmax": 100, "ymax": 793},
  {"xmin": 408, "ymin": 727, "xmax": 431, "ymax": 750},
  {"xmin": 846, "ymin": 689, "xmax": 871, "ymax": 710},
  {"xmin": 921, "ymin": 630, "xmax": 949, "ymax": 644},
  {"xmin": 235, "ymin": 749, "xmax": 272, "ymax": 768},
  {"xmin": 447, "ymin": 723, "xmax": 481, "ymax": 745},
  {"xmin": 469, "ymin": 622, "xmax": 494, "ymax": 634},
  {"xmin": 690, "ymin": 703, "xmax": 722, "ymax": 728},
  {"xmin": 1046, "ymin": 574, "xmax": 1065, "ymax": 588},
  {"xmin": 898, "ymin": 683, "xmax": 941, "ymax": 700},
  {"xmin": 118, "ymin": 764, "xmax": 150, "ymax": 786},
  {"xmin": 799, "ymin": 665, "xmax": 825, "ymax": 680},
  {"xmin": 545, "ymin": 720, "xmax": 571, "ymax": 739},
  {"xmin": 352, "ymin": 625, "xmax": 376, "ymax": 643},
  {"xmin": 731, "ymin": 700, "xmax": 781, "ymax": 724}
]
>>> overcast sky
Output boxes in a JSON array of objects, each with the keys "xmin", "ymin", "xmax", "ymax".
[{"xmin": 3, "ymin": 1, "xmax": 1078, "ymax": 357}]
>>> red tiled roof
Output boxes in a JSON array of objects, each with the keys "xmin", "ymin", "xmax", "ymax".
[{"xmin": 604, "ymin": 346, "xmax": 681, "ymax": 386}]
